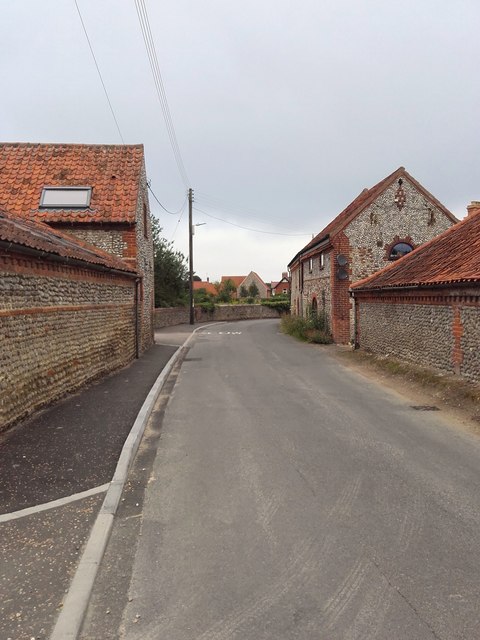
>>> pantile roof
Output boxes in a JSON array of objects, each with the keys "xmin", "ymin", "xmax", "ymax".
[
  {"xmin": 351, "ymin": 210, "xmax": 480, "ymax": 290},
  {"xmin": 289, "ymin": 167, "xmax": 457, "ymax": 266},
  {"xmin": 0, "ymin": 208, "xmax": 135, "ymax": 273},
  {"xmin": 193, "ymin": 281, "xmax": 217, "ymax": 295},
  {"xmin": 221, "ymin": 275, "xmax": 247, "ymax": 288},
  {"xmin": 0, "ymin": 143, "xmax": 144, "ymax": 224}
]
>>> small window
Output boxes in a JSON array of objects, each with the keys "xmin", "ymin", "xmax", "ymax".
[
  {"xmin": 309, "ymin": 257, "xmax": 313, "ymax": 273},
  {"xmin": 319, "ymin": 253, "xmax": 325, "ymax": 269},
  {"xmin": 389, "ymin": 242, "xmax": 413, "ymax": 260},
  {"xmin": 40, "ymin": 186, "xmax": 92, "ymax": 208}
]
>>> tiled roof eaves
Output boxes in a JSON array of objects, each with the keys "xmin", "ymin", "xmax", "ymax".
[
  {"xmin": 0, "ymin": 209, "xmax": 136, "ymax": 274},
  {"xmin": 288, "ymin": 235, "xmax": 331, "ymax": 268}
]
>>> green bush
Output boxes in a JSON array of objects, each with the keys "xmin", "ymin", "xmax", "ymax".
[
  {"xmin": 262, "ymin": 299, "xmax": 291, "ymax": 313},
  {"xmin": 281, "ymin": 311, "xmax": 332, "ymax": 344}
]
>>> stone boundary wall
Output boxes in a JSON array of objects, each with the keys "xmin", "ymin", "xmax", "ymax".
[
  {"xmin": 1, "ymin": 251, "xmax": 137, "ymax": 431},
  {"xmin": 154, "ymin": 304, "xmax": 281, "ymax": 329},
  {"xmin": 354, "ymin": 288, "xmax": 480, "ymax": 384}
]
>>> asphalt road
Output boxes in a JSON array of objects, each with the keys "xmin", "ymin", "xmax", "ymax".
[{"xmin": 84, "ymin": 319, "xmax": 480, "ymax": 640}]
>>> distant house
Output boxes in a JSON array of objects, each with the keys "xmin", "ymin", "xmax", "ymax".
[
  {"xmin": 193, "ymin": 279, "xmax": 217, "ymax": 296},
  {"xmin": 271, "ymin": 272, "xmax": 291, "ymax": 296},
  {"xmin": 0, "ymin": 142, "xmax": 154, "ymax": 352},
  {"xmin": 288, "ymin": 167, "xmax": 458, "ymax": 343},
  {"xmin": 0, "ymin": 207, "xmax": 138, "ymax": 429},
  {"xmin": 351, "ymin": 203, "xmax": 480, "ymax": 383},
  {"xmin": 221, "ymin": 271, "xmax": 269, "ymax": 298}
]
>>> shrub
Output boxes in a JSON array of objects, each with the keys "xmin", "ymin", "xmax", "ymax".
[
  {"xmin": 281, "ymin": 311, "xmax": 332, "ymax": 344},
  {"xmin": 262, "ymin": 299, "xmax": 291, "ymax": 313}
]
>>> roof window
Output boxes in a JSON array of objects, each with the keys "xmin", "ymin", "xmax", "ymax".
[{"xmin": 40, "ymin": 186, "xmax": 92, "ymax": 209}]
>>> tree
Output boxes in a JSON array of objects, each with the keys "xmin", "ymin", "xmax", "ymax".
[
  {"xmin": 152, "ymin": 218, "xmax": 189, "ymax": 307},
  {"xmin": 248, "ymin": 281, "xmax": 259, "ymax": 298},
  {"xmin": 239, "ymin": 285, "xmax": 248, "ymax": 298},
  {"xmin": 217, "ymin": 278, "xmax": 236, "ymax": 303}
]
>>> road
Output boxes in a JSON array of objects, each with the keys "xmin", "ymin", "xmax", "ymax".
[{"xmin": 84, "ymin": 319, "xmax": 480, "ymax": 640}]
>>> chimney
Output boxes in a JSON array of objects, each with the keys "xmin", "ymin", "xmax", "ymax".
[
  {"xmin": 467, "ymin": 201, "xmax": 480, "ymax": 217},
  {"xmin": 282, "ymin": 271, "xmax": 288, "ymax": 279},
  {"xmin": 207, "ymin": 277, "xmax": 209, "ymax": 282}
]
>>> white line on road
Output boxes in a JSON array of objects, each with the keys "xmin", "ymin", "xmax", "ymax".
[{"xmin": 0, "ymin": 483, "xmax": 110, "ymax": 524}]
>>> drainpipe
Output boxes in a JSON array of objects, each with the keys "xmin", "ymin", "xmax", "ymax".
[{"xmin": 134, "ymin": 278, "xmax": 141, "ymax": 359}]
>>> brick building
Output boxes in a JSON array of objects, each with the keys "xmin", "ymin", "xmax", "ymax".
[
  {"xmin": 350, "ymin": 204, "xmax": 480, "ymax": 384},
  {"xmin": 271, "ymin": 272, "xmax": 291, "ymax": 296},
  {"xmin": 0, "ymin": 142, "xmax": 154, "ymax": 351},
  {"xmin": 288, "ymin": 167, "xmax": 458, "ymax": 343},
  {"xmin": 0, "ymin": 208, "xmax": 138, "ymax": 430}
]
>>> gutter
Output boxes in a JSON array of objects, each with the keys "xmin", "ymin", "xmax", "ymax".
[{"xmin": 0, "ymin": 240, "xmax": 137, "ymax": 279}]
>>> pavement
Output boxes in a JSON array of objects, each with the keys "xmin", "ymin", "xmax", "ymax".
[{"xmin": 0, "ymin": 324, "xmax": 198, "ymax": 640}]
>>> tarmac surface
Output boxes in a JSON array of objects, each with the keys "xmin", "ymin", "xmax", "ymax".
[{"xmin": 0, "ymin": 326, "xmax": 194, "ymax": 640}]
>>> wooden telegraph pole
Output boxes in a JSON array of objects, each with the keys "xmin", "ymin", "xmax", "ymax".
[{"xmin": 188, "ymin": 187, "xmax": 194, "ymax": 325}]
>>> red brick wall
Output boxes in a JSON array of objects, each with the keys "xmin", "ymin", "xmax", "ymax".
[
  {"xmin": 331, "ymin": 232, "xmax": 352, "ymax": 344},
  {"xmin": 1, "ymin": 250, "xmax": 137, "ymax": 431}
]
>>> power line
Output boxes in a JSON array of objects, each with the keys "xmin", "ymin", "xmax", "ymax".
[
  {"xmin": 134, "ymin": 0, "xmax": 190, "ymax": 187},
  {"xmin": 170, "ymin": 204, "xmax": 187, "ymax": 241},
  {"xmin": 195, "ymin": 191, "xmax": 306, "ymax": 232},
  {"xmin": 74, "ymin": 0, "xmax": 125, "ymax": 144},
  {"xmin": 193, "ymin": 206, "xmax": 311, "ymax": 237},
  {"xmin": 147, "ymin": 182, "xmax": 187, "ymax": 215}
]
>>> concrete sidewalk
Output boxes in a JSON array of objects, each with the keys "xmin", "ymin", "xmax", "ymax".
[{"xmin": 0, "ymin": 325, "xmax": 195, "ymax": 640}]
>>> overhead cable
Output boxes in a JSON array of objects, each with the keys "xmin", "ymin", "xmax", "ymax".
[
  {"xmin": 193, "ymin": 206, "xmax": 311, "ymax": 237},
  {"xmin": 147, "ymin": 182, "xmax": 187, "ymax": 215},
  {"xmin": 195, "ymin": 191, "xmax": 307, "ymax": 232},
  {"xmin": 74, "ymin": 0, "xmax": 125, "ymax": 144},
  {"xmin": 134, "ymin": 0, "xmax": 190, "ymax": 186}
]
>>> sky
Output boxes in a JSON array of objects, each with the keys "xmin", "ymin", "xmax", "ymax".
[{"xmin": 1, "ymin": 0, "xmax": 479, "ymax": 283}]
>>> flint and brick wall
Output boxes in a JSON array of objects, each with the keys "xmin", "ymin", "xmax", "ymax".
[
  {"xmin": 291, "ymin": 177, "xmax": 455, "ymax": 344},
  {"xmin": 354, "ymin": 288, "xmax": 480, "ymax": 384},
  {"xmin": 154, "ymin": 304, "xmax": 282, "ymax": 329},
  {"xmin": 0, "ymin": 251, "xmax": 136, "ymax": 431}
]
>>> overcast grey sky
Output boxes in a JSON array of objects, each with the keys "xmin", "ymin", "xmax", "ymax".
[{"xmin": 1, "ymin": 0, "xmax": 479, "ymax": 282}]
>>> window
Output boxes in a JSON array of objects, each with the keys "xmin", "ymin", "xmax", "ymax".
[
  {"xmin": 319, "ymin": 253, "xmax": 325, "ymax": 269},
  {"xmin": 308, "ymin": 257, "xmax": 313, "ymax": 273},
  {"xmin": 40, "ymin": 186, "xmax": 92, "ymax": 208},
  {"xmin": 389, "ymin": 242, "xmax": 413, "ymax": 260}
]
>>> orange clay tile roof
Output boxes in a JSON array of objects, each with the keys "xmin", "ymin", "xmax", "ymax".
[
  {"xmin": 221, "ymin": 275, "xmax": 247, "ymax": 288},
  {"xmin": 0, "ymin": 143, "xmax": 144, "ymax": 224},
  {"xmin": 0, "ymin": 208, "xmax": 136, "ymax": 273},
  {"xmin": 351, "ymin": 210, "xmax": 480, "ymax": 290},
  {"xmin": 288, "ymin": 167, "xmax": 457, "ymax": 267},
  {"xmin": 193, "ymin": 281, "xmax": 217, "ymax": 295}
]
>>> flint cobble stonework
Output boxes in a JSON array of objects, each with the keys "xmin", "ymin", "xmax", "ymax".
[
  {"xmin": 357, "ymin": 301, "xmax": 453, "ymax": 373},
  {"xmin": 354, "ymin": 292, "xmax": 480, "ymax": 384},
  {"xmin": 460, "ymin": 307, "xmax": 480, "ymax": 383},
  {"xmin": 154, "ymin": 304, "xmax": 281, "ymax": 328},
  {"xmin": 0, "ymin": 254, "xmax": 136, "ymax": 431},
  {"xmin": 290, "ymin": 170, "xmax": 456, "ymax": 344}
]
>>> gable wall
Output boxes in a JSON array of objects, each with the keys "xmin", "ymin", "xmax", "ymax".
[
  {"xmin": 240, "ymin": 272, "xmax": 268, "ymax": 298},
  {"xmin": 292, "ymin": 177, "xmax": 456, "ymax": 343}
]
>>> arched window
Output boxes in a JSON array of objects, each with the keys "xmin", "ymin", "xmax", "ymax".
[
  {"xmin": 311, "ymin": 297, "xmax": 318, "ymax": 314},
  {"xmin": 389, "ymin": 242, "xmax": 413, "ymax": 260}
]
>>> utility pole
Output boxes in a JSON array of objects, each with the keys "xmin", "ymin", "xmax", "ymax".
[{"xmin": 188, "ymin": 187, "xmax": 194, "ymax": 325}]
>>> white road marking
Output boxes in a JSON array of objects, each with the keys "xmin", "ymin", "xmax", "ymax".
[{"xmin": 0, "ymin": 483, "xmax": 110, "ymax": 523}]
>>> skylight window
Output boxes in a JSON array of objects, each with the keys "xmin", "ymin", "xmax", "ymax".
[{"xmin": 40, "ymin": 186, "xmax": 92, "ymax": 208}]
